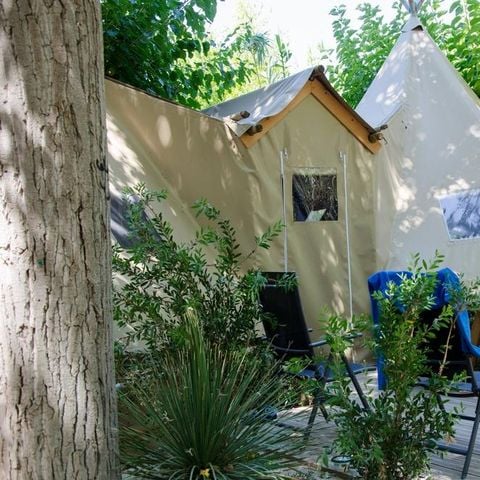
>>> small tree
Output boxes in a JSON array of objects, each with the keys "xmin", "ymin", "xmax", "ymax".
[
  {"xmin": 112, "ymin": 184, "xmax": 283, "ymax": 354},
  {"xmin": 325, "ymin": 254, "xmax": 457, "ymax": 479}
]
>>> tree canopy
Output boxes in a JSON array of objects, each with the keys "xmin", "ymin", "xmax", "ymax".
[
  {"xmin": 103, "ymin": 0, "xmax": 244, "ymax": 108},
  {"xmin": 102, "ymin": 0, "xmax": 296, "ymax": 108},
  {"xmin": 102, "ymin": 0, "xmax": 480, "ymax": 109}
]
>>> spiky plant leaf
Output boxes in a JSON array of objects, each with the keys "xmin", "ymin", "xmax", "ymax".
[{"xmin": 119, "ymin": 316, "xmax": 308, "ymax": 479}]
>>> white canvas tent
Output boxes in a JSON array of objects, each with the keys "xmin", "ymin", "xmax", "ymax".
[
  {"xmin": 204, "ymin": 66, "xmax": 382, "ymax": 321},
  {"xmin": 106, "ymin": 68, "xmax": 382, "ymax": 329},
  {"xmin": 356, "ymin": 10, "xmax": 480, "ymax": 278}
]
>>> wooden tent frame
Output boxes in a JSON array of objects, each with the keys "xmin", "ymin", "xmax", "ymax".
[{"xmin": 240, "ymin": 67, "xmax": 383, "ymax": 154}]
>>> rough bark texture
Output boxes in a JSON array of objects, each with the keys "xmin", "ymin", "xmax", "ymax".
[{"xmin": 0, "ymin": 1, "xmax": 119, "ymax": 478}]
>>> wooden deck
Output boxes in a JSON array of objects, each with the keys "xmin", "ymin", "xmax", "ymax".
[{"xmin": 281, "ymin": 371, "xmax": 480, "ymax": 479}]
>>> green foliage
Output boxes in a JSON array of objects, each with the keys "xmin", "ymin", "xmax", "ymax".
[
  {"xmin": 448, "ymin": 273, "xmax": 480, "ymax": 314},
  {"xmin": 324, "ymin": 253, "xmax": 457, "ymax": 480},
  {"xmin": 102, "ymin": 0, "xmax": 295, "ymax": 107},
  {"xmin": 268, "ymin": 34, "xmax": 293, "ymax": 83},
  {"xmin": 118, "ymin": 315, "xmax": 305, "ymax": 479},
  {"xmin": 207, "ymin": 3, "xmax": 293, "ymax": 98},
  {"xmin": 439, "ymin": 0, "xmax": 480, "ymax": 96},
  {"xmin": 102, "ymin": 0, "xmax": 258, "ymax": 108},
  {"xmin": 112, "ymin": 184, "xmax": 283, "ymax": 354},
  {"xmin": 326, "ymin": 0, "xmax": 480, "ymax": 107},
  {"xmin": 241, "ymin": 31, "xmax": 293, "ymax": 91},
  {"xmin": 327, "ymin": 2, "xmax": 405, "ymax": 108}
]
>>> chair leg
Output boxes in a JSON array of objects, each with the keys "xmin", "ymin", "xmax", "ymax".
[
  {"xmin": 304, "ymin": 386, "xmax": 329, "ymax": 442},
  {"xmin": 305, "ymin": 371, "xmax": 330, "ymax": 441},
  {"xmin": 462, "ymin": 394, "xmax": 480, "ymax": 479},
  {"xmin": 340, "ymin": 353, "xmax": 370, "ymax": 411},
  {"xmin": 304, "ymin": 403, "xmax": 318, "ymax": 442}
]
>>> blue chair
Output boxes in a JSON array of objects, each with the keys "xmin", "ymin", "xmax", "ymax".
[{"xmin": 368, "ymin": 268, "xmax": 480, "ymax": 479}]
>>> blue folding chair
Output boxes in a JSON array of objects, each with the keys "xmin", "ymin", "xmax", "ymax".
[{"xmin": 368, "ymin": 268, "xmax": 480, "ymax": 479}]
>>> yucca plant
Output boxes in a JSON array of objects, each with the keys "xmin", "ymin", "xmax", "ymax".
[{"xmin": 119, "ymin": 315, "xmax": 307, "ymax": 479}]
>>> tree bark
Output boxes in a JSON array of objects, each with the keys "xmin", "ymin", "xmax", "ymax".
[{"xmin": 0, "ymin": 1, "xmax": 119, "ymax": 478}]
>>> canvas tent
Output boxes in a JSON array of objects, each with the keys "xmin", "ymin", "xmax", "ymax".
[
  {"xmin": 106, "ymin": 68, "xmax": 382, "ymax": 329},
  {"xmin": 106, "ymin": 79, "xmax": 255, "ymax": 260},
  {"xmin": 356, "ymin": 8, "xmax": 480, "ymax": 278}
]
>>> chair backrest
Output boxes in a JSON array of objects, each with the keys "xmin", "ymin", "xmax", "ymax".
[
  {"xmin": 368, "ymin": 268, "xmax": 477, "ymax": 388},
  {"xmin": 259, "ymin": 272, "xmax": 314, "ymax": 360}
]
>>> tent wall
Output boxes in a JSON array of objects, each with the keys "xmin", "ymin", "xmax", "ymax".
[
  {"xmin": 357, "ymin": 24, "xmax": 480, "ymax": 278},
  {"xmin": 106, "ymin": 79, "xmax": 257, "ymax": 253},
  {"xmin": 246, "ymin": 95, "xmax": 376, "ymax": 324},
  {"xmin": 106, "ymin": 80, "xmax": 377, "ymax": 340}
]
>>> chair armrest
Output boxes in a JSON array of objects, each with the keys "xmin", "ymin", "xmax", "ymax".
[
  {"xmin": 345, "ymin": 332, "xmax": 362, "ymax": 340},
  {"xmin": 309, "ymin": 332, "xmax": 360, "ymax": 349},
  {"xmin": 271, "ymin": 345, "xmax": 312, "ymax": 354}
]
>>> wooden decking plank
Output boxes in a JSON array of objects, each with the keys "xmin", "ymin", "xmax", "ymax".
[{"xmin": 281, "ymin": 371, "xmax": 480, "ymax": 478}]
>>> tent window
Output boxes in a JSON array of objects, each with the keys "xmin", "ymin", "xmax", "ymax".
[
  {"xmin": 110, "ymin": 192, "xmax": 161, "ymax": 248},
  {"xmin": 292, "ymin": 171, "xmax": 338, "ymax": 222},
  {"xmin": 439, "ymin": 189, "xmax": 480, "ymax": 241}
]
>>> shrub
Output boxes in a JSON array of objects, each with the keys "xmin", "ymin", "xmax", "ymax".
[
  {"xmin": 324, "ymin": 254, "xmax": 457, "ymax": 480},
  {"xmin": 118, "ymin": 314, "xmax": 306, "ymax": 479},
  {"xmin": 112, "ymin": 184, "xmax": 283, "ymax": 354}
]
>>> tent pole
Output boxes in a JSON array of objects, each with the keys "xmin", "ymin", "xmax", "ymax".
[
  {"xmin": 401, "ymin": 0, "xmax": 423, "ymax": 13},
  {"xmin": 340, "ymin": 151, "xmax": 353, "ymax": 319},
  {"xmin": 400, "ymin": 0, "xmax": 410, "ymax": 12},
  {"xmin": 280, "ymin": 149, "xmax": 288, "ymax": 273}
]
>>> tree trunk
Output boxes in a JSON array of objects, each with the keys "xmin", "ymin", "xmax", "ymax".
[{"xmin": 0, "ymin": 1, "xmax": 119, "ymax": 478}]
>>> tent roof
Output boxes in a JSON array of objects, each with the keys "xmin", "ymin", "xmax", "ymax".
[
  {"xmin": 356, "ymin": 15, "xmax": 480, "ymax": 128},
  {"xmin": 204, "ymin": 66, "xmax": 382, "ymax": 153}
]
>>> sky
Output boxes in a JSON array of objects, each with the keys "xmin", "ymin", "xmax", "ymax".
[
  {"xmin": 210, "ymin": 0, "xmax": 457, "ymax": 71},
  {"xmin": 210, "ymin": 0, "xmax": 400, "ymax": 70}
]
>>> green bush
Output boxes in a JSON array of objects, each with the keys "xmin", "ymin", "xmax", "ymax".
[
  {"xmin": 118, "ymin": 314, "xmax": 306, "ymax": 479},
  {"xmin": 112, "ymin": 184, "xmax": 283, "ymax": 354},
  {"xmin": 324, "ymin": 254, "xmax": 457, "ymax": 480}
]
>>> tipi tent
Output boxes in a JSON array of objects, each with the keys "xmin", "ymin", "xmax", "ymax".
[
  {"xmin": 356, "ymin": 2, "xmax": 480, "ymax": 278},
  {"xmin": 106, "ymin": 68, "xmax": 382, "ymax": 327}
]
